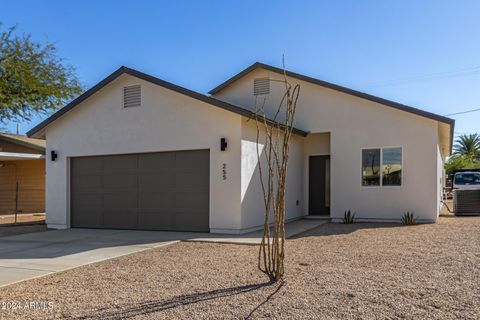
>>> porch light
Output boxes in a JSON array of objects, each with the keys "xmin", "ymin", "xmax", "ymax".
[{"xmin": 221, "ymin": 138, "xmax": 228, "ymax": 151}]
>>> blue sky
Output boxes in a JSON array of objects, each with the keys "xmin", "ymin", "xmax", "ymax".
[{"xmin": 2, "ymin": 0, "xmax": 479, "ymax": 137}]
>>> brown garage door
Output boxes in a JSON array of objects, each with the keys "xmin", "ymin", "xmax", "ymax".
[{"xmin": 71, "ymin": 150, "xmax": 209, "ymax": 232}]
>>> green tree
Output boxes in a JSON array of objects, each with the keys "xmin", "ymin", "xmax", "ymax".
[
  {"xmin": 444, "ymin": 155, "xmax": 480, "ymax": 174},
  {"xmin": 0, "ymin": 24, "xmax": 82, "ymax": 124},
  {"xmin": 453, "ymin": 133, "xmax": 480, "ymax": 161},
  {"xmin": 446, "ymin": 133, "xmax": 480, "ymax": 174}
]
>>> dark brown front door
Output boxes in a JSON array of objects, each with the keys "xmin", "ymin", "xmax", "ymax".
[
  {"xmin": 309, "ymin": 155, "xmax": 330, "ymax": 215},
  {"xmin": 71, "ymin": 150, "xmax": 210, "ymax": 232}
]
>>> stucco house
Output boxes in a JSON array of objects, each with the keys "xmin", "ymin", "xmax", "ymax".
[
  {"xmin": 0, "ymin": 133, "xmax": 46, "ymax": 215},
  {"xmin": 26, "ymin": 62, "xmax": 454, "ymax": 234}
]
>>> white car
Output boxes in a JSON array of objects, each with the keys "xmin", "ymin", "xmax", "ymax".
[{"xmin": 453, "ymin": 172, "xmax": 480, "ymax": 190}]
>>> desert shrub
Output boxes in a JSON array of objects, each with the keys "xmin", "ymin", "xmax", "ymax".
[
  {"xmin": 342, "ymin": 210, "xmax": 355, "ymax": 224},
  {"xmin": 402, "ymin": 211, "xmax": 416, "ymax": 225}
]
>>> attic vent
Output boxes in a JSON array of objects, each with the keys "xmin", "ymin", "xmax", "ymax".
[
  {"xmin": 254, "ymin": 78, "xmax": 270, "ymax": 96},
  {"xmin": 123, "ymin": 85, "xmax": 141, "ymax": 108}
]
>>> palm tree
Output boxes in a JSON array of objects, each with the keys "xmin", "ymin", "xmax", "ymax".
[{"xmin": 453, "ymin": 133, "xmax": 480, "ymax": 161}]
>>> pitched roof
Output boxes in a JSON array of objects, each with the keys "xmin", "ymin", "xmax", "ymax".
[
  {"xmin": 209, "ymin": 62, "xmax": 455, "ymax": 153},
  {"xmin": 209, "ymin": 62, "xmax": 455, "ymax": 125},
  {"xmin": 26, "ymin": 66, "xmax": 308, "ymax": 138},
  {"xmin": 0, "ymin": 133, "xmax": 46, "ymax": 151}
]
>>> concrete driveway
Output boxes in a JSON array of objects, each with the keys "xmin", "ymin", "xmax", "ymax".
[
  {"xmin": 0, "ymin": 228, "xmax": 201, "ymax": 288},
  {"xmin": 0, "ymin": 219, "xmax": 326, "ymax": 288}
]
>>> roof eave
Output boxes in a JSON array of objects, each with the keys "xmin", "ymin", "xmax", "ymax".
[
  {"xmin": 27, "ymin": 66, "xmax": 129, "ymax": 138},
  {"xmin": 27, "ymin": 66, "xmax": 308, "ymax": 138},
  {"xmin": 208, "ymin": 62, "xmax": 455, "ymax": 126},
  {"xmin": 0, "ymin": 134, "xmax": 45, "ymax": 152}
]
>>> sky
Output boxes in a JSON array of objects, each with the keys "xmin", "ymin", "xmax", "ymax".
[{"xmin": 1, "ymin": 0, "xmax": 479, "ymax": 137}]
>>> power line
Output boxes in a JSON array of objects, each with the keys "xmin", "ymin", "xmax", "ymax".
[
  {"xmin": 364, "ymin": 65, "xmax": 480, "ymax": 88},
  {"xmin": 445, "ymin": 107, "xmax": 480, "ymax": 116}
]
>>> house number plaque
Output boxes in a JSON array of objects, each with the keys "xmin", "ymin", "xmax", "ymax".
[{"xmin": 222, "ymin": 163, "xmax": 227, "ymax": 180}]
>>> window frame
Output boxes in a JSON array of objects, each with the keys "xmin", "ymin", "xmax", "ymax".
[{"xmin": 361, "ymin": 146, "xmax": 403, "ymax": 188}]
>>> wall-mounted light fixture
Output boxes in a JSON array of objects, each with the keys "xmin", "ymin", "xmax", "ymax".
[
  {"xmin": 51, "ymin": 150, "xmax": 58, "ymax": 161},
  {"xmin": 220, "ymin": 138, "xmax": 228, "ymax": 151}
]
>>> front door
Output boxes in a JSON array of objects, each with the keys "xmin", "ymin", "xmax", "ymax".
[{"xmin": 309, "ymin": 155, "xmax": 330, "ymax": 215}]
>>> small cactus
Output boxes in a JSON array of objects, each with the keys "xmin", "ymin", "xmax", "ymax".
[
  {"xmin": 342, "ymin": 210, "xmax": 355, "ymax": 224},
  {"xmin": 402, "ymin": 211, "xmax": 416, "ymax": 225}
]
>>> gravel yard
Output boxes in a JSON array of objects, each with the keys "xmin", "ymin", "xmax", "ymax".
[{"xmin": 1, "ymin": 217, "xmax": 479, "ymax": 319}]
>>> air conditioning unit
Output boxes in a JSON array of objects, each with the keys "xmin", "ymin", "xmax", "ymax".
[{"xmin": 453, "ymin": 189, "xmax": 480, "ymax": 215}]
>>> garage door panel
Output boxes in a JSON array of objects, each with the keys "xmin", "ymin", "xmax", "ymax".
[
  {"xmin": 71, "ymin": 193, "xmax": 103, "ymax": 209},
  {"xmin": 138, "ymin": 153, "xmax": 175, "ymax": 170},
  {"xmin": 103, "ymin": 155, "xmax": 137, "ymax": 173},
  {"xmin": 138, "ymin": 172, "xmax": 175, "ymax": 190},
  {"xmin": 71, "ymin": 210, "xmax": 103, "ymax": 228},
  {"xmin": 103, "ymin": 193, "xmax": 137, "ymax": 210},
  {"xmin": 175, "ymin": 151, "xmax": 209, "ymax": 170},
  {"xmin": 176, "ymin": 172, "xmax": 209, "ymax": 190},
  {"xmin": 71, "ymin": 175, "xmax": 102, "ymax": 190},
  {"xmin": 137, "ymin": 212, "xmax": 176, "ymax": 230},
  {"xmin": 138, "ymin": 192, "xmax": 175, "ymax": 210},
  {"xmin": 103, "ymin": 210, "xmax": 137, "ymax": 229},
  {"xmin": 72, "ymin": 157, "xmax": 103, "ymax": 174},
  {"xmin": 175, "ymin": 192, "xmax": 209, "ymax": 209},
  {"xmin": 71, "ymin": 150, "xmax": 209, "ymax": 232},
  {"xmin": 175, "ymin": 212, "xmax": 209, "ymax": 232},
  {"xmin": 103, "ymin": 173, "xmax": 137, "ymax": 189}
]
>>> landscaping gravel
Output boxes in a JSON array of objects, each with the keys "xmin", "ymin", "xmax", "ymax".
[{"xmin": 0, "ymin": 217, "xmax": 478, "ymax": 319}]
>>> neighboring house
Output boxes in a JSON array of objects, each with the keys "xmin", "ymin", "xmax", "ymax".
[
  {"xmin": 26, "ymin": 62, "xmax": 454, "ymax": 233},
  {"xmin": 0, "ymin": 133, "xmax": 46, "ymax": 215}
]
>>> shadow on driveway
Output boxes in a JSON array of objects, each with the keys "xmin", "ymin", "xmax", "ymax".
[
  {"xmin": 0, "ymin": 228, "xmax": 202, "ymax": 260},
  {"xmin": 71, "ymin": 281, "xmax": 284, "ymax": 320}
]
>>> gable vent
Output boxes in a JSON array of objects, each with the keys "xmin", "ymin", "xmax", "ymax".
[
  {"xmin": 123, "ymin": 85, "xmax": 141, "ymax": 108},
  {"xmin": 254, "ymin": 78, "xmax": 270, "ymax": 96}
]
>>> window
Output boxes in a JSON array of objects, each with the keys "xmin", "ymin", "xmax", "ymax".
[
  {"xmin": 123, "ymin": 85, "xmax": 141, "ymax": 108},
  {"xmin": 362, "ymin": 147, "xmax": 402, "ymax": 187},
  {"xmin": 362, "ymin": 149, "xmax": 381, "ymax": 186},
  {"xmin": 382, "ymin": 147, "xmax": 402, "ymax": 186},
  {"xmin": 454, "ymin": 172, "xmax": 480, "ymax": 185}
]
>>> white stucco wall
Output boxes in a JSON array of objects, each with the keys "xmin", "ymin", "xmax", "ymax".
[
  {"xmin": 436, "ymin": 136, "xmax": 444, "ymax": 217},
  {"xmin": 240, "ymin": 118, "xmax": 304, "ymax": 231},
  {"xmin": 44, "ymin": 74, "xmax": 243, "ymax": 232},
  {"xmin": 214, "ymin": 68, "xmax": 443, "ymax": 222}
]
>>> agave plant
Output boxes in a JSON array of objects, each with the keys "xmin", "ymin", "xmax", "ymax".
[
  {"xmin": 402, "ymin": 211, "xmax": 416, "ymax": 225},
  {"xmin": 342, "ymin": 210, "xmax": 355, "ymax": 224}
]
